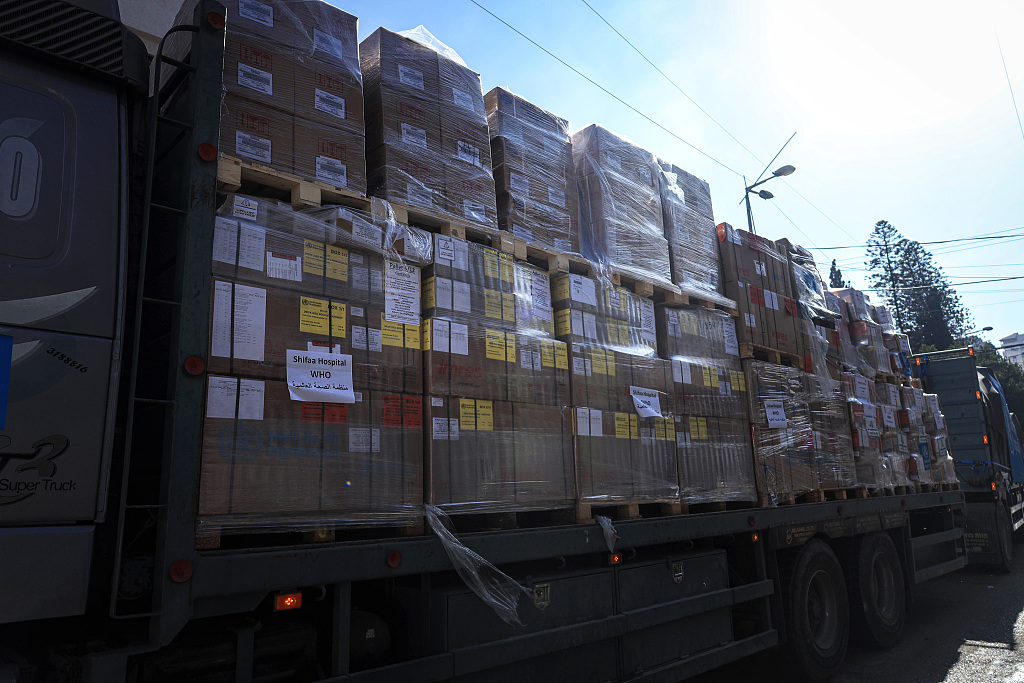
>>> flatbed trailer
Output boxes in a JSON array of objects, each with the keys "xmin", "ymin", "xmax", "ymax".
[{"xmin": 0, "ymin": 3, "xmax": 968, "ymax": 682}]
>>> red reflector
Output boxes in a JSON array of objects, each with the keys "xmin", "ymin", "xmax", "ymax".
[
  {"xmin": 169, "ymin": 559, "xmax": 193, "ymax": 583},
  {"xmin": 207, "ymin": 11, "xmax": 226, "ymax": 30},
  {"xmin": 198, "ymin": 143, "xmax": 218, "ymax": 162},
  {"xmin": 184, "ymin": 355, "xmax": 206, "ymax": 376},
  {"xmin": 386, "ymin": 550, "xmax": 402, "ymax": 568},
  {"xmin": 274, "ymin": 592, "xmax": 302, "ymax": 611}
]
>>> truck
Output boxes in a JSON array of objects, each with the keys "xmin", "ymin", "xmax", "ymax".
[
  {"xmin": 914, "ymin": 347, "xmax": 1024, "ymax": 572},
  {"xmin": 0, "ymin": 2, "xmax": 969, "ymax": 681}
]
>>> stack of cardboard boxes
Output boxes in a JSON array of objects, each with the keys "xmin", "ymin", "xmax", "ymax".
[
  {"xmin": 486, "ymin": 87, "xmax": 579, "ymax": 255},
  {"xmin": 360, "ymin": 28, "xmax": 497, "ymax": 228},
  {"xmin": 421, "ymin": 234, "xmax": 574, "ymax": 513},
  {"xmin": 198, "ymin": 195, "xmax": 425, "ymax": 535},
  {"xmin": 572, "ymin": 125, "xmax": 671, "ymax": 287},
  {"xmin": 213, "ymin": 0, "xmax": 367, "ymax": 194}
]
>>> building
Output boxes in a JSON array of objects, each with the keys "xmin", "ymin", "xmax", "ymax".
[{"xmin": 1000, "ymin": 333, "xmax": 1024, "ymax": 368}]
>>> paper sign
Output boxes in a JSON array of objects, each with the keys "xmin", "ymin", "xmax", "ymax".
[
  {"xmin": 286, "ymin": 348, "xmax": 355, "ymax": 403},
  {"xmin": 569, "ymin": 274, "xmax": 597, "ymax": 306},
  {"xmin": 764, "ymin": 399, "xmax": 787, "ymax": 428},
  {"xmin": 232, "ymin": 195, "xmax": 258, "ymax": 221},
  {"xmin": 722, "ymin": 319, "xmax": 740, "ymax": 355},
  {"xmin": 630, "ymin": 386, "xmax": 663, "ymax": 418},
  {"xmin": 882, "ymin": 405, "xmax": 897, "ymax": 429},
  {"xmin": 384, "ymin": 260, "xmax": 421, "ymax": 325},
  {"xmin": 206, "ymin": 376, "xmax": 237, "ymax": 419},
  {"xmin": 576, "ymin": 408, "xmax": 590, "ymax": 436},
  {"xmin": 237, "ymin": 379, "xmax": 265, "ymax": 420}
]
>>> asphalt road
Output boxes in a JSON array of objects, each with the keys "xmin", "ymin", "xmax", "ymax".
[{"xmin": 691, "ymin": 539, "xmax": 1024, "ymax": 683}]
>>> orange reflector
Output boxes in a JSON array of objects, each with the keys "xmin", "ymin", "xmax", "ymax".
[
  {"xmin": 608, "ymin": 553, "xmax": 622, "ymax": 566},
  {"xmin": 916, "ymin": 357, "xmax": 921, "ymax": 366},
  {"xmin": 274, "ymin": 592, "xmax": 302, "ymax": 611},
  {"xmin": 969, "ymin": 347, "xmax": 974, "ymax": 356},
  {"xmin": 752, "ymin": 532, "xmax": 760, "ymax": 542},
  {"xmin": 984, "ymin": 435, "xmax": 989, "ymax": 444},
  {"xmin": 977, "ymin": 391, "xmax": 982, "ymax": 400},
  {"xmin": 992, "ymin": 482, "xmax": 997, "ymax": 491}
]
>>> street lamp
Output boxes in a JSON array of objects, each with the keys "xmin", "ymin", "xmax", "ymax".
[
  {"xmin": 961, "ymin": 326, "xmax": 994, "ymax": 346},
  {"xmin": 742, "ymin": 165, "xmax": 795, "ymax": 235}
]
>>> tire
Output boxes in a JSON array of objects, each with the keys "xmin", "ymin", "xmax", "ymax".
[
  {"xmin": 849, "ymin": 532, "xmax": 906, "ymax": 648},
  {"xmin": 783, "ymin": 539, "xmax": 850, "ymax": 682},
  {"xmin": 995, "ymin": 503, "xmax": 1013, "ymax": 574}
]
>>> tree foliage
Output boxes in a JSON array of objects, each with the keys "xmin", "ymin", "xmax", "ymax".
[
  {"xmin": 828, "ymin": 259, "xmax": 849, "ymax": 288},
  {"xmin": 865, "ymin": 220, "xmax": 971, "ymax": 351}
]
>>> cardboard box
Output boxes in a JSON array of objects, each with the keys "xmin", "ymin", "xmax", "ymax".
[
  {"xmin": 220, "ymin": 94, "xmax": 293, "ymax": 170},
  {"xmin": 293, "ymin": 64, "xmax": 364, "ymax": 133},
  {"xmin": 224, "ymin": 33, "xmax": 295, "ymax": 113},
  {"xmin": 366, "ymin": 144, "xmax": 444, "ymax": 211},
  {"xmin": 422, "ymin": 316, "xmax": 510, "ymax": 400},
  {"xmin": 287, "ymin": 1, "xmax": 360, "ymax": 77},
  {"xmin": 293, "ymin": 118, "xmax": 367, "ymax": 195},
  {"xmin": 360, "ymin": 27, "xmax": 440, "ymax": 101},
  {"xmin": 218, "ymin": 0, "xmax": 298, "ymax": 46}
]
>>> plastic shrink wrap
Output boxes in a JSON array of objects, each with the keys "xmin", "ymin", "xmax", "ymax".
[
  {"xmin": 360, "ymin": 26, "xmax": 497, "ymax": 228},
  {"xmin": 199, "ymin": 194, "xmax": 430, "ymax": 536},
  {"xmin": 486, "ymin": 87, "xmax": 579, "ymax": 255},
  {"xmin": 572, "ymin": 125, "xmax": 671, "ymax": 287},
  {"xmin": 421, "ymin": 234, "xmax": 574, "ymax": 514},
  {"xmin": 169, "ymin": 0, "xmax": 370, "ymax": 194},
  {"xmin": 552, "ymin": 273, "xmax": 679, "ymax": 503},
  {"xmin": 657, "ymin": 162, "xmax": 731, "ymax": 307}
]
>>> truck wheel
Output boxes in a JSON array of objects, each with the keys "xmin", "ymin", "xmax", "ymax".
[
  {"xmin": 850, "ymin": 532, "xmax": 905, "ymax": 648},
  {"xmin": 784, "ymin": 539, "xmax": 850, "ymax": 682},
  {"xmin": 996, "ymin": 503, "xmax": 1013, "ymax": 574}
]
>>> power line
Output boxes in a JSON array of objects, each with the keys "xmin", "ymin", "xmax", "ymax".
[
  {"xmin": 817, "ymin": 233, "xmax": 1024, "ymax": 250},
  {"xmin": 863, "ymin": 275, "xmax": 1024, "ymax": 292},
  {"xmin": 468, "ymin": 0, "xmax": 742, "ymax": 176},
  {"xmin": 996, "ymin": 32, "xmax": 1024, "ymax": 147}
]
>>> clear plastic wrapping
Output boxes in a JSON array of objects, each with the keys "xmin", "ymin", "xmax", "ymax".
[
  {"xmin": 486, "ymin": 87, "xmax": 579, "ymax": 255},
  {"xmin": 360, "ymin": 27, "xmax": 497, "ymax": 227},
  {"xmin": 572, "ymin": 125, "xmax": 671, "ymax": 286},
  {"xmin": 198, "ymin": 194, "xmax": 427, "ymax": 534},
  {"xmin": 658, "ymin": 162, "xmax": 731, "ymax": 306}
]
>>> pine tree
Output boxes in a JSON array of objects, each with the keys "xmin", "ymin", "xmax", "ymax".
[
  {"xmin": 828, "ymin": 259, "xmax": 848, "ymax": 288},
  {"xmin": 866, "ymin": 220, "xmax": 909, "ymax": 331}
]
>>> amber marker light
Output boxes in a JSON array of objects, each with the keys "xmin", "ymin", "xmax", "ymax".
[
  {"xmin": 274, "ymin": 592, "xmax": 302, "ymax": 611},
  {"xmin": 608, "ymin": 553, "xmax": 623, "ymax": 566}
]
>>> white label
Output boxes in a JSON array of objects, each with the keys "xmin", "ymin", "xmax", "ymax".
[
  {"xmin": 728, "ymin": 227, "xmax": 742, "ymax": 245},
  {"xmin": 671, "ymin": 359, "xmax": 682, "ymax": 383},
  {"xmin": 434, "ymin": 277, "xmax": 453, "ymax": 310},
  {"xmin": 723, "ymin": 319, "xmax": 740, "ymax": 356},
  {"xmin": 233, "ymin": 284, "xmax": 266, "ymax": 361},
  {"xmin": 569, "ymin": 274, "xmax": 598, "ymax": 306},
  {"xmin": 583, "ymin": 312, "xmax": 598, "ymax": 340},
  {"xmin": 351, "ymin": 306, "xmax": 364, "ymax": 319},
  {"xmin": 351, "ymin": 326, "xmax": 382, "ymax": 353},
  {"xmin": 351, "ymin": 266, "xmax": 368, "ymax": 292},
  {"xmin": 235, "ymin": 131, "xmax": 271, "ymax": 164},
  {"xmin": 266, "ymin": 252, "xmax": 302, "ymax": 281},
  {"xmin": 676, "ymin": 431, "xmax": 689, "ymax": 448},
  {"xmin": 211, "ymin": 281, "xmax": 232, "ymax": 358},
  {"xmin": 764, "ymin": 399, "xmax": 788, "ymax": 428},
  {"xmin": 630, "ymin": 386, "xmax": 663, "ymax": 418},
  {"xmin": 882, "ymin": 406, "xmax": 897, "ymax": 429},
  {"xmin": 237, "ymin": 222, "xmax": 265, "ymax": 271},
  {"xmin": 430, "ymin": 320, "xmax": 450, "ymax": 353},
  {"xmin": 453, "ymin": 281, "xmax": 472, "ymax": 313},
  {"xmin": 349, "ymin": 427, "xmax": 381, "ymax": 453},
  {"xmin": 571, "ymin": 309, "xmax": 584, "ymax": 336},
  {"xmin": 238, "ymin": 62, "xmax": 273, "ymax": 96},
  {"xmin": 213, "ymin": 217, "xmax": 238, "ymax": 264},
  {"xmin": 572, "ymin": 357, "xmax": 587, "ymax": 376},
  {"xmin": 238, "ymin": 0, "xmax": 273, "ymax": 26},
  {"xmin": 286, "ymin": 348, "xmax": 355, "ymax": 403},
  {"xmin": 401, "ymin": 123, "xmax": 428, "ymax": 149},
  {"xmin": 314, "ymin": 88, "xmax": 346, "ymax": 119},
  {"xmin": 398, "ymin": 64, "xmax": 424, "ymax": 89},
  {"xmin": 754, "ymin": 260, "xmax": 767, "ymax": 276},
  {"xmin": 765, "ymin": 290, "xmax": 779, "ymax": 310},
  {"xmin": 436, "ymin": 235, "xmax": 456, "ymax": 262},
  {"xmin": 639, "ymin": 299, "xmax": 656, "ymax": 343},
  {"xmin": 463, "ymin": 199, "xmax": 486, "ymax": 222},
  {"xmin": 813, "ymin": 431, "xmax": 823, "ymax": 451},
  {"xmin": 576, "ymin": 408, "xmax": 591, "ymax": 436},
  {"xmin": 232, "ymin": 195, "xmax": 258, "ymax": 221},
  {"xmin": 744, "ymin": 312, "xmax": 756, "ymax": 328},
  {"xmin": 509, "ymin": 172, "xmax": 529, "ymax": 195},
  {"xmin": 432, "ymin": 416, "xmax": 450, "ymax": 439},
  {"xmin": 432, "ymin": 397, "xmax": 444, "ymax": 407},
  {"xmin": 238, "ymin": 379, "xmax": 265, "ymax": 420},
  {"xmin": 548, "ymin": 187, "xmax": 566, "ymax": 208},
  {"xmin": 451, "ymin": 87, "xmax": 476, "ymax": 111},
  {"xmin": 448, "ymin": 418, "xmax": 460, "ymax": 440},
  {"xmin": 384, "ymin": 261, "xmax": 421, "ymax": 326},
  {"xmin": 854, "ymin": 375, "xmax": 872, "ymax": 402},
  {"xmin": 679, "ymin": 360, "xmax": 692, "ymax": 384},
  {"xmin": 371, "ymin": 267, "xmax": 384, "ymax": 293},
  {"xmin": 531, "ymin": 271, "xmax": 553, "ymax": 320},
  {"xmin": 206, "ymin": 376, "xmax": 237, "ymax": 419},
  {"xmin": 457, "ymin": 141, "xmax": 480, "ymax": 167},
  {"xmin": 313, "ymin": 29, "xmax": 345, "ymax": 61},
  {"xmin": 450, "ymin": 322, "xmax": 469, "ymax": 355},
  {"xmin": 350, "ymin": 213, "xmax": 381, "ymax": 248},
  {"xmin": 316, "ymin": 156, "xmax": 348, "ymax": 187},
  {"xmin": 590, "ymin": 409, "xmax": 604, "ymax": 437},
  {"xmin": 719, "ymin": 381, "xmax": 731, "ymax": 396}
]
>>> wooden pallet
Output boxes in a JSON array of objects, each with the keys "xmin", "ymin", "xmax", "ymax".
[
  {"xmin": 655, "ymin": 289, "xmax": 739, "ymax": 317},
  {"xmin": 680, "ymin": 499, "xmax": 759, "ymax": 514},
  {"xmin": 739, "ymin": 343, "xmax": 807, "ymax": 369},
  {"xmin": 574, "ymin": 499, "xmax": 684, "ymax": 524},
  {"xmin": 369, "ymin": 198, "xmax": 516, "ymax": 255},
  {"xmin": 217, "ymin": 154, "xmax": 370, "ymax": 209},
  {"xmin": 195, "ymin": 516, "xmax": 424, "ymax": 551},
  {"xmin": 441, "ymin": 507, "xmax": 576, "ymax": 533}
]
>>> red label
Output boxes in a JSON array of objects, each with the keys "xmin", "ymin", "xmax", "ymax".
[
  {"xmin": 403, "ymin": 396, "xmax": 423, "ymax": 429},
  {"xmin": 235, "ymin": 111, "xmax": 270, "ymax": 135},
  {"xmin": 784, "ymin": 298, "xmax": 798, "ymax": 317},
  {"xmin": 318, "ymin": 138, "xmax": 350, "ymax": 160},
  {"xmin": 301, "ymin": 402, "xmax": 322, "ymax": 422},
  {"xmin": 383, "ymin": 394, "xmax": 403, "ymax": 428},
  {"xmin": 325, "ymin": 404, "xmax": 348, "ymax": 423},
  {"xmin": 241, "ymin": 44, "xmax": 272, "ymax": 70},
  {"xmin": 315, "ymin": 71, "xmax": 345, "ymax": 92}
]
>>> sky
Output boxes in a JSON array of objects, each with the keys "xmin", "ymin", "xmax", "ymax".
[{"xmin": 336, "ymin": 0, "xmax": 1024, "ymax": 349}]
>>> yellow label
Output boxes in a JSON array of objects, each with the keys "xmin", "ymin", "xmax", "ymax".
[
  {"xmin": 606, "ymin": 319, "xmax": 620, "ymax": 346},
  {"xmin": 502, "ymin": 292, "xmax": 516, "ymax": 322},
  {"xmin": 484, "ymin": 289, "xmax": 502, "ymax": 319},
  {"xmin": 697, "ymin": 417, "xmax": 708, "ymax": 440},
  {"xmin": 499, "ymin": 252, "xmax": 514, "ymax": 283},
  {"xmin": 663, "ymin": 417, "xmax": 675, "ymax": 442},
  {"xmin": 381, "ymin": 313, "xmax": 404, "ymax": 347},
  {"xmin": 617, "ymin": 320, "xmax": 630, "ymax": 345},
  {"xmin": 423, "ymin": 277, "xmax": 437, "ymax": 309},
  {"xmin": 553, "ymin": 273, "xmax": 569, "ymax": 301},
  {"xmin": 422, "ymin": 319, "xmax": 433, "ymax": 348},
  {"xmin": 330, "ymin": 301, "xmax": 346, "ymax": 338},
  {"xmin": 605, "ymin": 349, "xmax": 616, "ymax": 377},
  {"xmin": 506, "ymin": 332, "xmax": 517, "ymax": 363},
  {"xmin": 655, "ymin": 418, "xmax": 667, "ymax": 441},
  {"xmin": 405, "ymin": 322, "xmax": 420, "ymax": 349},
  {"xmin": 555, "ymin": 308, "xmax": 572, "ymax": 336},
  {"xmin": 689, "ymin": 416, "xmax": 701, "ymax": 440},
  {"xmin": 484, "ymin": 251, "xmax": 500, "ymax": 280},
  {"xmin": 591, "ymin": 348, "xmax": 608, "ymax": 375},
  {"xmin": 540, "ymin": 339, "xmax": 555, "ymax": 368},
  {"xmin": 709, "ymin": 366, "xmax": 719, "ymax": 388},
  {"xmin": 702, "ymin": 365, "xmax": 712, "ymax": 388},
  {"xmin": 615, "ymin": 413, "xmax": 630, "ymax": 438},
  {"xmin": 326, "ymin": 245, "xmax": 348, "ymax": 281},
  {"xmin": 737, "ymin": 371, "xmax": 747, "ymax": 392},
  {"xmin": 554, "ymin": 341, "xmax": 569, "ymax": 370},
  {"xmin": 299, "ymin": 296, "xmax": 330, "ymax": 334},
  {"xmin": 476, "ymin": 400, "xmax": 494, "ymax": 431},
  {"xmin": 629, "ymin": 413, "xmax": 639, "ymax": 439},
  {"xmin": 303, "ymin": 240, "xmax": 325, "ymax": 276},
  {"xmin": 486, "ymin": 329, "xmax": 506, "ymax": 361},
  {"xmin": 460, "ymin": 398, "xmax": 476, "ymax": 430}
]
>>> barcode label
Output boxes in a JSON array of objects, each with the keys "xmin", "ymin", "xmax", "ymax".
[
  {"xmin": 398, "ymin": 65, "xmax": 424, "ymax": 89},
  {"xmin": 238, "ymin": 63, "xmax": 273, "ymax": 95},
  {"xmin": 235, "ymin": 131, "xmax": 271, "ymax": 163},
  {"xmin": 313, "ymin": 29, "xmax": 345, "ymax": 60},
  {"xmin": 314, "ymin": 88, "xmax": 346, "ymax": 119},
  {"xmin": 238, "ymin": 0, "xmax": 273, "ymax": 26},
  {"xmin": 316, "ymin": 156, "xmax": 347, "ymax": 187},
  {"xmin": 401, "ymin": 123, "xmax": 428, "ymax": 149}
]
